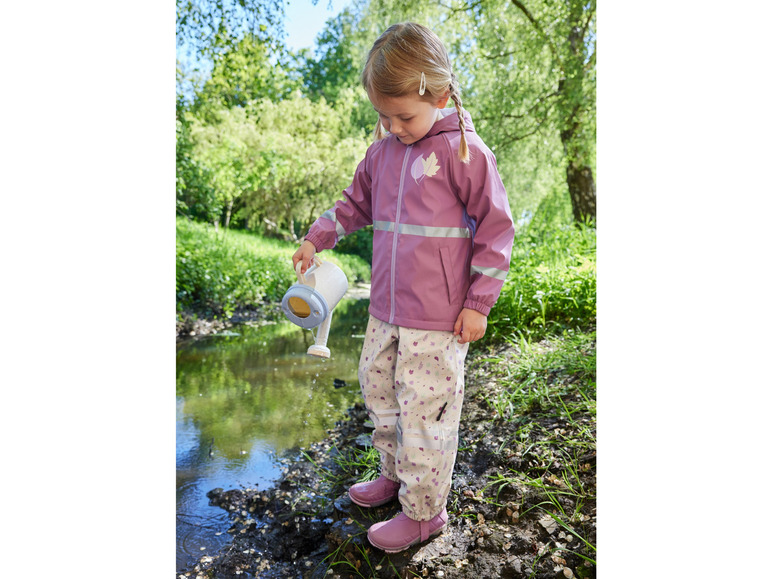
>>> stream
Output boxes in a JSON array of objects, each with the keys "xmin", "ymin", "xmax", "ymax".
[{"xmin": 176, "ymin": 298, "xmax": 369, "ymax": 572}]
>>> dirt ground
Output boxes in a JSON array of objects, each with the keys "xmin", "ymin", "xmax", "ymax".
[{"xmin": 176, "ymin": 332, "xmax": 597, "ymax": 579}]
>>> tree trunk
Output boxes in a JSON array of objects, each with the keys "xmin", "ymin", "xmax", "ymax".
[
  {"xmin": 565, "ymin": 162, "xmax": 596, "ymax": 223},
  {"xmin": 561, "ymin": 119, "xmax": 596, "ymax": 224},
  {"xmin": 224, "ymin": 200, "xmax": 233, "ymax": 229}
]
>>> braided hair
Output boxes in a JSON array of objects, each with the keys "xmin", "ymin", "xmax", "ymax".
[{"xmin": 361, "ymin": 22, "xmax": 470, "ymax": 164}]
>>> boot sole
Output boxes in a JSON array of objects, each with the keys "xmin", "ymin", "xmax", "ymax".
[{"xmin": 349, "ymin": 492, "xmax": 399, "ymax": 508}]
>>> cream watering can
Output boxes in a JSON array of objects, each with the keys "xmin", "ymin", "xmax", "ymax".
[{"xmin": 281, "ymin": 256, "xmax": 348, "ymax": 358}]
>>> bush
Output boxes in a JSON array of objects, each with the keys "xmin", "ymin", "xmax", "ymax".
[
  {"xmin": 486, "ymin": 189, "xmax": 596, "ymax": 343},
  {"xmin": 331, "ymin": 226, "xmax": 373, "ymax": 264},
  {"xmin": 176, "ymin": 218, "xmax": 371, "ymax": 317}
]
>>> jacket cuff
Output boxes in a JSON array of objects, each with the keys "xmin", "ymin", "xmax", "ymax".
[
  {"xmin": 463, "ymin": 299, "xmax": 492, "ymax": 316},
  {"xmin": 303, "ymin": 231, "xmax": 327, "ymax": 252}
]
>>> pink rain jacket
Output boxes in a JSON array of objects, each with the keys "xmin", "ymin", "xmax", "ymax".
[{"xmin": 304, "ymin": 109, "xmax": 515, "ymax": 332}]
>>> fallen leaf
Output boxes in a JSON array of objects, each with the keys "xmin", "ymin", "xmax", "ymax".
[{"xmin": 539, "ymin": 514, "xmax": 558, "ymax": 534}]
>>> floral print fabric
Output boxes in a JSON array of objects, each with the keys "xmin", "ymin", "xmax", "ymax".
[{"xmin": 358, "ymin": 315, "xmax": 469, "ymax": 520}]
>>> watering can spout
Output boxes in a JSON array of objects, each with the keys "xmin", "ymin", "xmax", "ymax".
[
  {"xmin": 307, "ymin": 311, "xmax": 333, "ymax": 358},
  {"xmin": 280, "ymin": 257, "xmax": 348, "ymax": 357}
]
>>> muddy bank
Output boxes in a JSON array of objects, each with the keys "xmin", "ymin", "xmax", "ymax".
[
  {"xmin": 176, "ymin": 304, "xmax": 283, "ymax": 342},
  {"xmin": 177, "ymin": 336, "xmax": 597, "ymax": 579}
]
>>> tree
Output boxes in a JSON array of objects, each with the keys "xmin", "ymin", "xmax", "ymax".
[
  {"xmin": 176, "ymin": 0, "xmax": 285, "ymax": 61},
  {"xmin": 177, "ymin": 94, "xmax": 220, "ymax": 223},
  {"xmin": 187, "ymin": 93, "xmax": 369, "ymax": 236},
  {"xmin": 176, "ymin": 0, "xmax": 286, "ymax": 103},
  {"xmin": 470, "ymin": 0, "xmax": 596, "ymax": 222},
  {"xmin": 194, "ymin": 32, "xmax": 304, "ymax": 113},
  {"xmin": 363, "ymin": 0, "xmax": 596, "ymax": 223},
  {"xmin": 300, "ymin": 3, "xmax": 388, "ymax": 137}
]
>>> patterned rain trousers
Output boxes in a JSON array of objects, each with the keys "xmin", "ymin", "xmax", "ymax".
[{"xmin": 358, "ymin": 315, "xmax": 469, "ymax": 521}]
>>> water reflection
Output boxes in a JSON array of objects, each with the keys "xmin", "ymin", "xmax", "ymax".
[{"xmin": 176, "ymin": 298, "xmax": 368, "ymax": 571}]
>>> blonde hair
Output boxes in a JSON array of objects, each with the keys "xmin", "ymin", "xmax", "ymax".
[{"xmin": 361, "ymin": 22, "xmax": 469, "ymax": 163}]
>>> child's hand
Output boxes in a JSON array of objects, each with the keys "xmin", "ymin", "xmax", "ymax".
[
  {"xmin": 453, "ymin": 308, "xmax": 487, "ymax": 344},
  {"xmin": 292, "ymin": 240, "xmax": 318, "ymax": 274}
]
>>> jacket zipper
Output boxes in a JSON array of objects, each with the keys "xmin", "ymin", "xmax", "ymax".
[{"xmin": 390, "ymin": 145, "xmax": 412, "ymax": 324}]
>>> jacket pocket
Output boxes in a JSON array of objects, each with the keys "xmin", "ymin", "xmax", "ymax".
[{"xmin": 439, "ymin": 246, "xmax": 461, "ymax": 305}]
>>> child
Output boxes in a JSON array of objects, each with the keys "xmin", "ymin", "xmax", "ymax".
[{"xmin": 292, "ymin": 22, "xmax": 515, "ymax": 553}]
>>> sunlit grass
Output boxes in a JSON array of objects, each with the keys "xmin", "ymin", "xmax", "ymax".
[
  {"xmin": 176, "ymin": 217, "xmax": 371, "ymax": 317},
  {"xmin": 486, "ymin": 189, "xmax": 596, "ymax": 344}
]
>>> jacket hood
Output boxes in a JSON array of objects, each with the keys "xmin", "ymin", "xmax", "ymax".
[{"xmin": 422, "ymin": 108, "xmax": 476, "ymax": 141}]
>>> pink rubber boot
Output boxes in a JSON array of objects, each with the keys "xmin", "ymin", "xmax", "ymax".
[
  {"xmin": 367, "ymin": 508, "xmax": 448, "ymax": 553},
  {"xmin": 348, "ymin": 475, "xmax": 401, "ymax": 508}
]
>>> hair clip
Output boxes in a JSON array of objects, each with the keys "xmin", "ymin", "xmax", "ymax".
[{"xmin": 418, "ymin": 72, "xmax": 426, "ymax": 96}]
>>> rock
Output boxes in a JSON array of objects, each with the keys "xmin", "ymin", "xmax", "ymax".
[
  {"xmin": 326, "ymin": 517, "xmax": 367, "ymax": 550},
  {"xmin": 332, "ymin": 494, "xmax": 355, "ymax": 518}
]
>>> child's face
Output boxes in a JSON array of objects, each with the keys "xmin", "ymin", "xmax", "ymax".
[{"xmin": 369, "ymin": 91, "xmax": 449, "ymax": 145}]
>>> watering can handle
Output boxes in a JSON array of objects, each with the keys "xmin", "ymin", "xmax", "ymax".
[{"xmin": 295, "ymin": 255, "xmax": 322, "ymax": 284}]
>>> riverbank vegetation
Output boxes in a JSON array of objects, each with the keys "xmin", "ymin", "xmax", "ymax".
[{"xmin": 176, "ymin": 217, "xmax": 371, "ymax": 318}]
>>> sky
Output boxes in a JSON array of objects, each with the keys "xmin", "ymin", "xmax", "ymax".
[{"xmin": 283, "ymin": 0, "xmax": 351, "ymax": 51}]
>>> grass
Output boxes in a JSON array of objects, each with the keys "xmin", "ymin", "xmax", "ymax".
[
  {"xmin": 302, "ymin": 444, "xmax": 380, "ymax": 488},
  {"xmin": 176, "ymin": 217, "xmax": 371, "ymax": 317},
  {"xmin": 486, "ymin": 329, "xmax": 596, "ymax": 421},
  {"xmin": 486, "ymin": 188, "xmax": 596, "ymax": 344},
  {"xmin": 468, "ymin": 326, "xmax": 597, "ymax": 574}
]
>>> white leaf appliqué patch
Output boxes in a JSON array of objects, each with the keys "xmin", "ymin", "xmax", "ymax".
[{"xmin": 411, "ymin": 152, "xmax": 441, "ymax": 184}]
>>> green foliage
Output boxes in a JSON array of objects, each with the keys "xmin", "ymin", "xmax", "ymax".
[
  {"xmin": 484, "ymin": 329, "xmax": 596, "ymax": 421},
  {"xmin": 300, "ymin": 7, "xmax": 376, "ymax": 136},
  {"xmin": 302, "ymin": 8, "xmax": 362, "ymax": 104},
  {"xmin": 332, "ymin": 226, "xmax": 373, "ymax": 265},
  {"xmin": 176, "ymin": 217, "xmax": 371, "ymax": 317},
  {"xmin": 176, "ymin": 96, "xmax": 220, "ymax": 222},
  {"xmin": 176, "ymin": 0, "xmax": 286, "ymax": 102},
  {"xmin": 176, "ymin": 0, "xmax": 284, "ymax": 61},
  {"xmin": 185, "ymin": 93, "xmax": 369, "ymax": 234},
  {"xmin": 486, "ymin": 189, "xmax": 596, "ymax": 343},
  {"xmin": 194, "ymin": 33, "xmax": 304, "ymax": 113},
  {"xmin": 362, "ymin": 0, "xmax": 595, "ymax": 219},
  {"xmin": 472, "ymin": 330, "xmax": 597, "ymax": 566}
]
